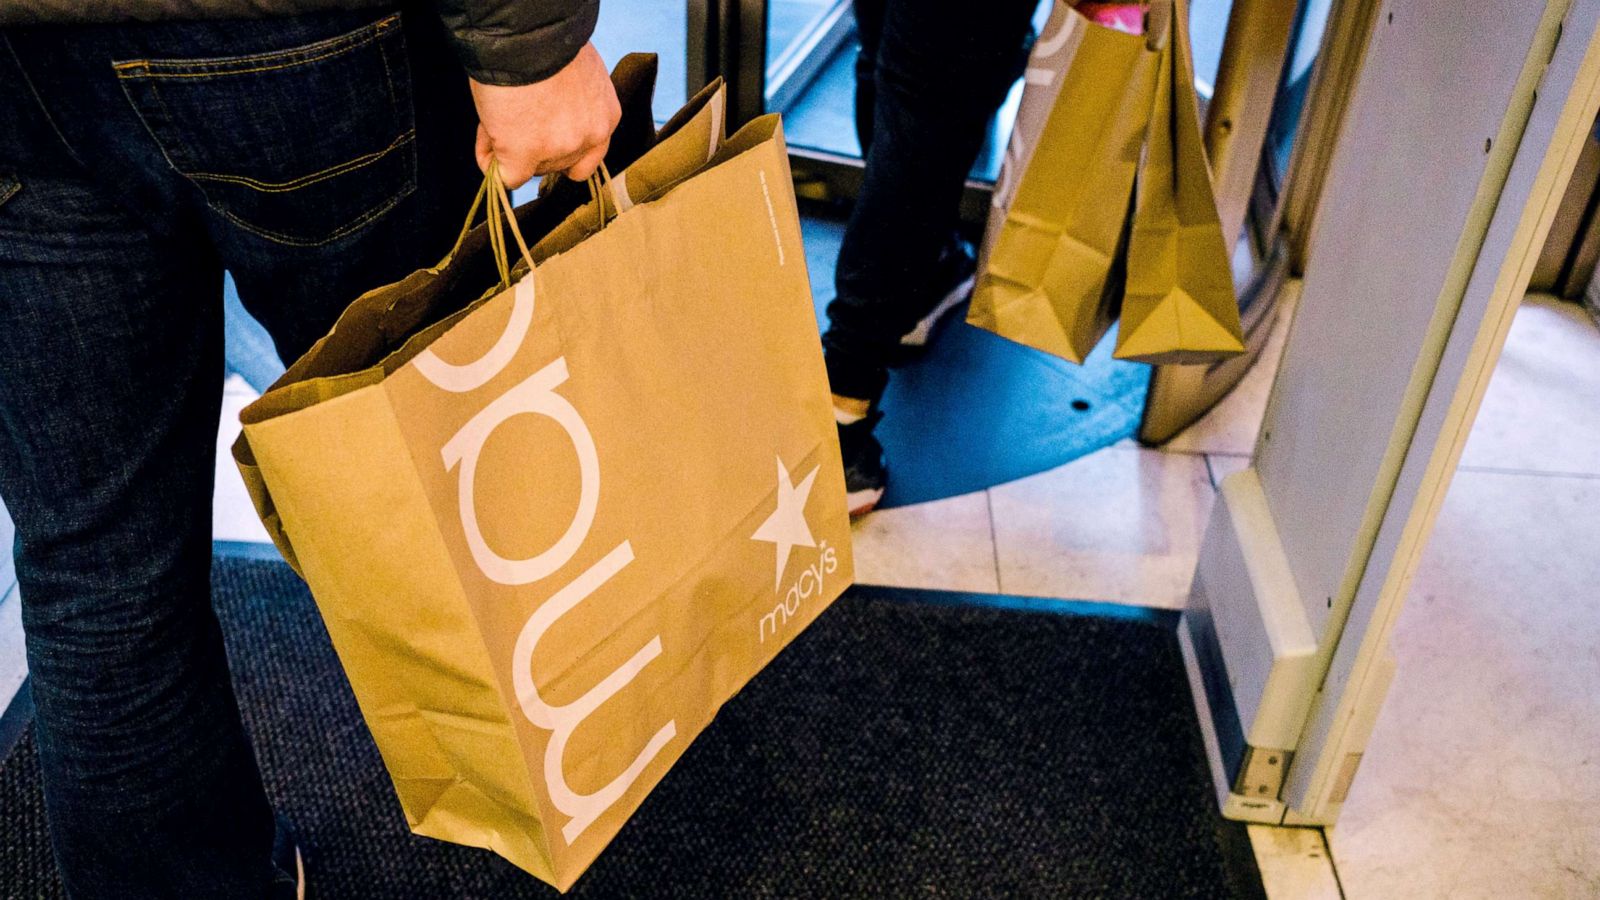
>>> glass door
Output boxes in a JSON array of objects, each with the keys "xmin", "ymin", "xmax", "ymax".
[
  {"xmin": 590, "ymin": 0, "xmax": 689, "ymax": 122},
  {"xmin": 769, "ymin": 0, "xmax": 1041, "ymax": 186},
  {"xmin": 762, "ymin": 0, "xmax": 1258, "ymax": 203}
]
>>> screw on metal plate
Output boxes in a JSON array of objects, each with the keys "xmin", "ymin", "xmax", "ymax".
[{"xmin": 1232, "ymin": 745, "xmax": 1293, "ymax": 800}]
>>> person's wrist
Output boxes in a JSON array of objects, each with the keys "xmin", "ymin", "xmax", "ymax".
[
  {"xmin": 465, "ymin": 49, "xmax": 576, "ymax": 88},
  {"xmin": 467, "ymin": 42, "xmax": 620, "ymax": 186}
]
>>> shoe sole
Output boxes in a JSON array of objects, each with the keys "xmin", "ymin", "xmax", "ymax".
[
  {"xmin": 848, "ymin": 486, "xmax": 885, "ymax": 517},
  {"xmin": 295, "ymin": 847, "xmax": 305, "ymax": 900},
  {"xmin": 899, "ymin": 272, "xmax": 977, "ymax": 349}
]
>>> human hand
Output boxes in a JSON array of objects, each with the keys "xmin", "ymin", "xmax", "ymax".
[{"xmin": 469, "ymin": 43, "xmax": 621, "ymax": 189}]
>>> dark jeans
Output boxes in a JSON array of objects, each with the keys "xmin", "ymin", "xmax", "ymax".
[
  {"xmin": 0, "ymin": 8, "xmax": 478, "ymax": 897},
  {"xmin": 823, "ymin": 0, "xmax": 1038, "ymax": 402}
]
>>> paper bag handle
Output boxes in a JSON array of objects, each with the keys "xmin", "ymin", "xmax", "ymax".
[
  {"xmin": 586, "ymin": 163, "xmax": 618, "ymax": 230},
  {"xmin": 431, "ymin": 161, "xmax": 541, "ymax": 288},
  {"xmin": 482, "ymin": 160, "xmax": 537, "ymax": 287}
]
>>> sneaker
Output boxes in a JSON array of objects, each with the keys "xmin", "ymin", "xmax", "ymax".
[
  {"xmin": 271, "ymin": 815, "xmax": 306, "ymax": 900},
  {"xmin": 898, "ymin": 237, "xmax": 977, "ymax": 351},
  {"xmin": 837, "ymin": 410, "xmax": 887, "ymax": 516}
]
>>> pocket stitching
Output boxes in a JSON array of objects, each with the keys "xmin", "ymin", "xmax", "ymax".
[
  {"xmin": 0, "ymin": 177, "xmax": 19, "ymax": 208},
  {"xmin": 110, "ymin": 13, "xmax": 399, "ymax": 80},
  {"xmin": 186, "ymin": 129, "xmax": 415, "ymax": 193},
  {"xmin": 111, "ymin": 13, "xmax": 417, "ymax": 246},
  {"xmin": 375, "ymin": 26, "xmax": 401, "ymax": 123},
  {"xmin": 118, "ymin": 73, "xmax": 196, "ymax": 182},
  {"xmin": 208, "ymin": 177, "xmax": 415, "ymax": 247}
]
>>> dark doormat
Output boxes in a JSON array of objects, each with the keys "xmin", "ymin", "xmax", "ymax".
[{"xmin": 0, "ymin": 556, "xmax": 1262, "ymax": 898}]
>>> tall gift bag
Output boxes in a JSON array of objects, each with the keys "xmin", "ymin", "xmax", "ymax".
[
  {"xmin": 233, "ymin": 100, "xmax": 851, "ymax": 889},
  {"xmin": 965, "ymin": 0, "xmax": 1166, "ymax": 363}
]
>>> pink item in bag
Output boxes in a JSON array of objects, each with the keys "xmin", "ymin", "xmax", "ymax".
[{"xmin": 1075, "ymin": 1, "xmax": 1147, "ymax": 34}]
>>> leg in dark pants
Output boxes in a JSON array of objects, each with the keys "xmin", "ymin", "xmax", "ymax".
[
  {"xmin": 0, "ymin": 8, "xmax": 476, "ymax": 897},
  {"xmin": 824, "ymin": 0, "xmax": 1038, "ymax": 403},
  {"xmin": 0, "ymin": 145, "xmax": 266, "ymax": 898}
]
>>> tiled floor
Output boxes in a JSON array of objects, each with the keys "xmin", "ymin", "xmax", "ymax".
[
  {"xmin": 843, "ymin": 287, "xmax": 1296, "ymax": 610},
  {"xmin": 1457, "ymin": 296, "xmax": 1600, "ymax": 476},
  {"xmin": 1331, "ymin": 469, "xmax": 1600, "ymax": 898},
  {"xmin": 214, "ymin": 375, "xmax": 272, "ymax": 545},
  {"xmin": 988, "ymin": 446, "xmax": 1216, "ymax": 606},
  {"xmin": 1249, "ymin": 824, "xmax": 1343, "ymax": 899},
  {"xmin": 1328, "ymin": 294, "xmax": 1600, "ymax": 898}
]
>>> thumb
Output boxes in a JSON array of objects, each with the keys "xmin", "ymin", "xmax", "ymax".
[{"xmin": 474, "ymin": 124, "xmax": 493, "ymax": 174}]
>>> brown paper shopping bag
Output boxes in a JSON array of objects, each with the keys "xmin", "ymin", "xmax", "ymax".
[
  {"xmin": 965, "ymin": 0, "xmax": 1165, "ymax": 363},
  {"xmin": 234, "ymin": 107, "xmax": 850, "ymax": 890},
  {"xmin": 1114, "ymin": 0, "xmax": 1246, "ymax": 364}
]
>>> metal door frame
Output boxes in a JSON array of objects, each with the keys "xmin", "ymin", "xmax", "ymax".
[
  {"xmin": 1182, "ymin": 0, "xmax": 1600, "ymax": 826},
  {"xmin": 1282, "ymin": 0, "xmax": 1600, "ymax": 824}
]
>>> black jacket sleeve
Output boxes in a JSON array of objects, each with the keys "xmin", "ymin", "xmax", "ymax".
[{"xmin": 433, "ymin": 0, "xmax": 600, "ymax": 86}]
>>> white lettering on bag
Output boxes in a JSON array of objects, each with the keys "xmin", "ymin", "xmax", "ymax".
[
  {"xmin": 512, "ymin": 542, "xmax": 677, "ymax": 845},
  {"xmin": 1030, "ymin": 9, "xmax": 1076, "ymax": 72},
  {"xmin": 414, "ymin": 277, "xmax": 536, "ymax": 393},
  {"xmin": 441, "ymin": 358, "xmax": 599, "ymax": 586},
  {"xmin": 758, "ymin": 541, "xmax": 838, "ymax": 644},
  {"xmin": 430, "ymin": 335, "xmax": 676, "ymax": 846}
]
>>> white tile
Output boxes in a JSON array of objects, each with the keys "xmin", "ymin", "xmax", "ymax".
[
  {"xmin": 1460, "ymin": 294, "xmax": 1600, "ymax": 476},
  {"xmin": 213, "ymin": 381, "xmax": 272, "ymax": 545},
  {"xmin": 849, "ymin": 490, "xmax": 999, "ymax": 593},
  {"xmin": 1329, "ymin": 469, "xmax": 1600, "ymax": 899},
  {"xmin": 0, "ymin": 493, "xmax": 13, "ymax": 598},
  {"xmin": 1206, "ymin": 453, "xmax": 1251, "ymax": 489},
  {"xmin": 988, "ymin": 447, "xmax": 1215, "ymax": 608},
  {"xmin": 1163, "ymin": 282, "xmax": 1299, "ymax": 457},
  {"xmin": 0, "ymin": 585, "xmax": 24, "ymax": 716},
  {"xmin": 1248, "ymin": 825, "xmax": 1341, "ymax": 900},
  {"xmin": 223, "ymin": 372, "xmax": 257, "ymax": 397},
  {"xmin": 0, "ymin": 500, "xmax": 14, "ymax": 713}
]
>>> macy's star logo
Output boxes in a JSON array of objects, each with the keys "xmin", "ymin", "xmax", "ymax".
[{"xmin": 751, "ymin": 456, "xmax": 819, "ymax": 589}]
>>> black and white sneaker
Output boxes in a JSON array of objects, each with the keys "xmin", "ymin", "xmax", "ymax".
[
  {"xmin": 837, "ymin": 411, "xmax": 887, "ymax": 517},
  {"xmin": 898, "ymin": 237, "xmax": 977, "ymax": 351},
  {"xmin": 271, "ymin": 816, "xmax": 306, "ymax": 900}
]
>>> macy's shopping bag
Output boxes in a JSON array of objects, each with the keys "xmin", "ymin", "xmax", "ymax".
[
  {"xmin": 965, "ymin": 0, "xmax": 1166, "ymax": 364},
  {"xmin": 233, "ymin": 113, "xmax": 851, "ymax": 890}
]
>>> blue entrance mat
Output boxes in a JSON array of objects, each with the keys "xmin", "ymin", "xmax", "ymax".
[{"xmin": 802, "ymin": 216, "xmax": 1150, "ymax": 508}]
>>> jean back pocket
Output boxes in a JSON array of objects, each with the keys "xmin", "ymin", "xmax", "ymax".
[{"xmin": 115, "ymin": 13, "xmax": 417, "ymax": 247}]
